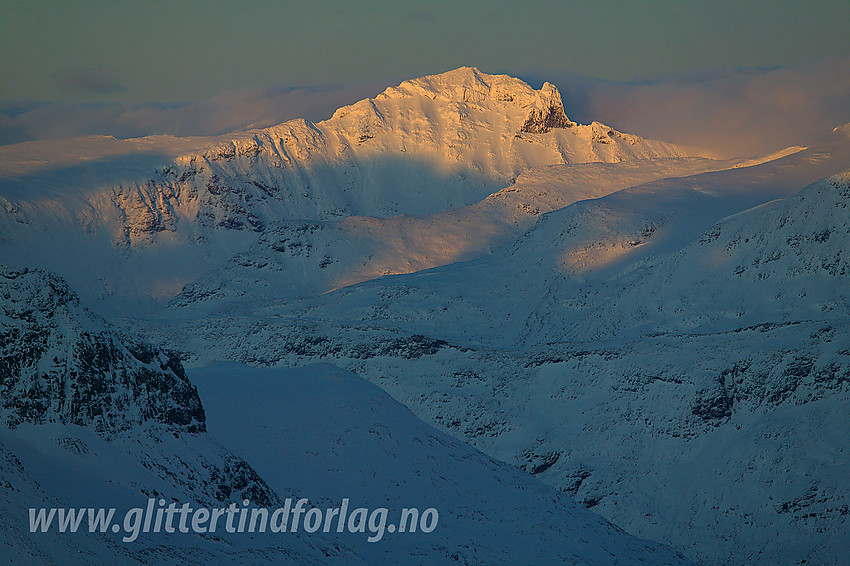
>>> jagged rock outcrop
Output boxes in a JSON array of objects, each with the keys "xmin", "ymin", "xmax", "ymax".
[
  {"xmin": 0, "ymin": 265, "xmax": 280, "ymax": 508},
  {"xmin": 519, "ymin": 82, "xmax": 574, "ymax": 133},
  {"xmin": 0, "ymin": 265, "xmax": 203, "ymax": 433}
]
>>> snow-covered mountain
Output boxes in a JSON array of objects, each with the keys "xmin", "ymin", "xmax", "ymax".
[
  {"xmin": 0, "ymin": 67, "xmax": 709, "ymax": 315},
  {"xmin": 0, "ymin": 266, "xmax": 203, "ymax": 435},
  {"xmin": 0, "ymin": 266, "xmax": 692, "ymax": 565},
  {"xmin": 542, "ymin": 169, "xmax": 850, "ymax": 341},
  {"xmin": 4, "ymin": 65, "xmax": 850, "ymax": 565},
  {"xmin": 161, "ymin": 121, "xmax": 846, "ymax": 319},
  {"xmin": 171, "ymin": 156, "xmax": 724, "ymax": 309},
  {"xmin": 185, "ymin": 124, "xmax": 849, "ymax": 347}
]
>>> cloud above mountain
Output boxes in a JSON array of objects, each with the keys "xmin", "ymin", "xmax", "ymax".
[
  {"xmin": 55, "ymin": 67, "xmax": 125, "ymax": 95},
  {"xmin": 0, "ymin": 81, "xmax": 389, "ymax": 146},
  {"xmin": 539, "ymin": 56, "xmax": 850, "ymax": 158},
  {"xmin": 2, "ymin": 57, "xmax": 849, "ymax": 159}
]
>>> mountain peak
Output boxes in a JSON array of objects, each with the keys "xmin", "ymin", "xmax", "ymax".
[{"xmin": 374, "ymin": 67, "xmax": 574, "ymax": 132}]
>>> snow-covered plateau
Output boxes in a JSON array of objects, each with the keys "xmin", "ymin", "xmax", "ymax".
[{"xmin": 2, "ymin": 67, "xmax": 848, "ymax": 565}]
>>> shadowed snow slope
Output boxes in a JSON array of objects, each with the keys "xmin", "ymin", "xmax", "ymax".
[
  {"xmin": 0, "ymin": 266, "xmax": 354, "ymax": 564},
  {"xmin": 191, "ymin": 362, "xmax": 692, "ymax": 565}
]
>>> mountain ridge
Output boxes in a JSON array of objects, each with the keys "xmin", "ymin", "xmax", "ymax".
[{"xmin": 0, "ymin": 67, "xmax": 709, "ymax": 315}]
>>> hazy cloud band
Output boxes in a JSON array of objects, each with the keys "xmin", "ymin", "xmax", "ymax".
[{"xmin": 2, "ymin": 57, "xmax": 849, "ymax": 159}]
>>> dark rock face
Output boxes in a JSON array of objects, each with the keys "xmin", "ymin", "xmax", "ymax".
[
  {"xmin": 0, "ymin": 266, "xmax": 284, "ymax": 509},
  {"xmin": 691, "ymin": 379, "xmax": 734, "ymax": 423},
  {"xmin": 0, "ymin": 266, "xmax": 205, "ymax": 435},
  {"xmin": 520, "ymin": 105, "xmax": 574, "ymax": 134},
  {"xmin": 517, "ymin": 447, "xmax": 562, "ymax": 475}
]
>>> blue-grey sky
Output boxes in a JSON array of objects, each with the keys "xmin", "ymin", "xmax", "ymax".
[
  {"xmin": 2, "ymin": 1, "xmax": 849, "ymax": 156},
  {"xmin": 2, "ymin": 0, "xmax": 848, "ymax": 103}
]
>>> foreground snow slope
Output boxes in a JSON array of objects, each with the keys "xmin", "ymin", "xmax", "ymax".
[
  {"xmin": 0, "ymin": 266, "xmax": 353, "ymax": 564},
  {"xmin": 191, "ymin": 362, "xmax": 692, "ymax": 565}
]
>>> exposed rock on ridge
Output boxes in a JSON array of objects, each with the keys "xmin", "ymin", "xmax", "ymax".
[{"xmin": 0, "ymin": 265, "xmax": 204, "ymax": 434}]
